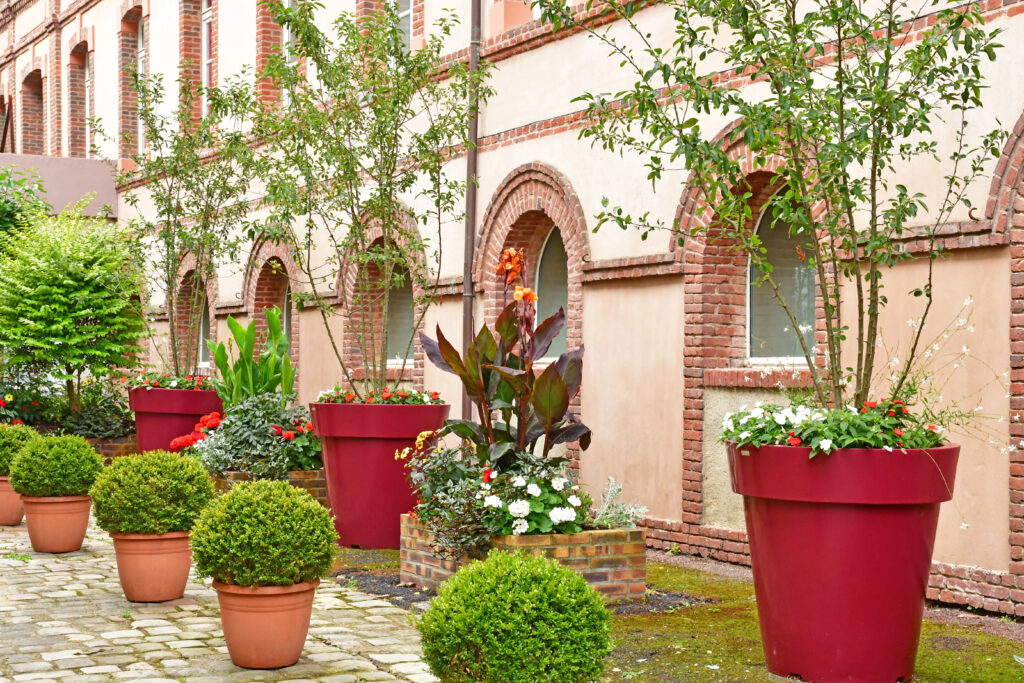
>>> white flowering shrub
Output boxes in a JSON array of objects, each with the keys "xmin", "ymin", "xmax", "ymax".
[
  {"xmin": 478, "ymin": 463, "xmax": 589, "ymax": 537},
  {"xmin": 720, "ymin": 400, "xmax": 947, "ymax": 454}
]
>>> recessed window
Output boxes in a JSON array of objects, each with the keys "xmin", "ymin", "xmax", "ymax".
[
  {"xmin": 84, "ymin": 53, "xmax": 93, "ymax": 157},
  {"xmin": 281, "ymin": 284, "xmax": 292, "ymax": 342},
  {"xmin": 137, "ymin": 17, "xmax": 147, "ymax": 153},
  {"xmin": 747, "ymin": 194, "xmax": 815, "ymax": 361},
  {"xmin": 395, "ymin": 0, "xmax": 412, "ymax": 52},
  {"xmin": 535, "ymin": 228, "xmax": 569, "ymax": 359},
  {"xmin": 197, "ymin": 297, "xmax": 211, "ymax": 372},
  {"xmin": 386, "ymin": 268, "xmax": 414, "ymax": 366},
  {"xmin": 201, "ymin": 0, "xmax": 214, "ymax": 115},
  {"xmin": 282, "ymin": 0, "xmax": 298, "ymax": 64}
]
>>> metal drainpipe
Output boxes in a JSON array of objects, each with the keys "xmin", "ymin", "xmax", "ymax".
[{"xmin": 461, "ymin": 0, "xmax": 481, "ymax": 420}]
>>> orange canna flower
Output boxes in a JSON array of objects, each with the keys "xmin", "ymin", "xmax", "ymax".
[
  {"xmin": 495, "ymin": 247, "xmax": 526, "ymax": 285},
  {"xmin": 513, "ymin": 286, "xmax": 538, "ymax": 303}
]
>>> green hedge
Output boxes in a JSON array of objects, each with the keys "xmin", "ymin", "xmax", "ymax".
[
  {"xmin": 418, "ymin": 551, "xmax": 612, "ymax": 683},
  {"xmin": 191, "ymin": 479, "xmax": 337, "ymax": 587},
  {"xmin": 9, "ymin": 435, "xmax": 102, "ymax": 497},
  {"xmin": 90, "ymin": 450, "xmax": 214, "ymax": 534},
  {"xmin": 0, "ymin": 423, "xmax": 40, "ymax": 477}
]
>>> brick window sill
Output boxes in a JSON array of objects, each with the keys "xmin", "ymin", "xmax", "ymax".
[{"xmin": 704, "ymin": 367, "xmax": 814, "ymax": 390}]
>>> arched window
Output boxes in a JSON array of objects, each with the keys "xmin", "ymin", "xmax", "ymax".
[
  {"xmin": 535, "ymin": 228, "xmax": 569, "ymax": 359},
  {"xmin": 282, "ymin": 0, "xmax": 299, "ymax": 64},
  {"xmin": 395, "ymin": 0, "xmax": 412, "ymax": 51},
  {"xmin": 84, "ymin": 52, "xmax": 93, "ymax": 157},
  {"xmin": 197, "ymin": 297, "xmax": 212, "ymax": 372},
  {"xmin": 136, "ymin": 16, "xmax": 147, "ymax": 153},
  {"xmin": 201, "ymin": 0, "xmax": 215, "ymax": 115},
  {"xmin": 386, "ymin": 267, "xmax": 414, "ymax": 366},
  {"xmin": 747, "ymin": 195, "xmax": 815, "ymax": 360},
  {"xmin": 281, "ymin": 284, "xmax": 292, "ymax": 342}
]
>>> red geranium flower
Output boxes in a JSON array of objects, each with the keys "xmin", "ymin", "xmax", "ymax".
[
  {"xmin": 11, "ymin": 419, "xmax": 22, "ymax": 425},
  {"xmin": 482, "ymin": 467, "xmax": 495, "ymax": 482},
  {"xmin": 863, "ymin": 401, "xmax": 877, "ymax": 409},
  {"xmin": 305, "ymin": 422, "xmax": 313, "ymax": 431},
  {"xmin": 430, "ymin": 391, "xmax": 440, "ymax": 400},
  {"xmin": 926, "ymin": 424, "xmax": 938, "ymax": 431},
  {"xmin": 271, "ymin": 424, "xmax": 283, "ymax": 435},
  {"xmin": 282, "ymin": 430, "xmax": 295, "ymax": 440},
  {"xmin": 893, "ymin": 428, "xmax": 904, "ymax": 437},
  {"xmin": 787, "ymin": 431, "xmax": 802, "ymax": 446}
]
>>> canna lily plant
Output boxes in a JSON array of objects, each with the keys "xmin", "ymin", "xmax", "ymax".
[
  {"xmin": 420, "ymin": 248, "xmax": 590, "ymax": 471},
  {"xmin": 207, "ymin": 307, "xmax": 295, "ymax": 409}
]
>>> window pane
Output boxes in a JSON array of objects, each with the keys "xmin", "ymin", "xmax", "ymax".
[
  {"xmin": 748, "ymin": 201, "xmax": 815, "ymax": 358},
  {"xmin": 386, "ymin": 275, "xmax": 414, "ymax": 362},
  {"xmin": 536, "ymin": 229, "xmax": 569, "ymax": 358},
  {"xmin": 281, "ymin": 286, "xmax": 292, "ymax": 343},
  {"xmin": 198, "ymin": 298, "xmax": 211, "ymax": 365}
]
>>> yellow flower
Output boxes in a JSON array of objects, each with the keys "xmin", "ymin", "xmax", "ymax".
[
  {"xmin": 4, "ymin": 394, "xmax": 11, "ymax": 402},
  {"xmin": 513, "ymin": 286, "xmax": 538, "ymax": 303},
  {"xmin": 415, "ymin": 430, "xmax": 436, "ymax": 450}
]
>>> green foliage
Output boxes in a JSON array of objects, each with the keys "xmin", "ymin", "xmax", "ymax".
[
  {"xmin": 208, "ymin": 307, "xmax": 294, "ymax": 408},
  {"xmin": 191, "ymin": 479, "xmax": 337, "ymax": 587},
  {"xmin": 0, "ymin": 203, "xmax": 146, "ymax": 411},
  {"xmin": 252, "ymin": 1, "xmax": 491, "ymax": 396},
  {"xmin": 0, "ymin": 423, "xmax": 40, "ymax": 477},
  {"xmin": 194, "ymin": 392, "xmax": 321, "ymax": 479},
  {"xmin": 119, "ymin": 66, "xmax": 255, "ymax": 376},
  {"xmin": 418, "ymin": 551, "xmax": 612, "ymax": 682},
  {"xmin": 0, "ymin": 165, "xmax": 48, "ymax": 247},
  {"xmin": 90, "ymin": 450, "xmax": 214, "ymax": 534},
  {"xmin": 52, "ymin": 379, "xmax": 134, "ymax": 439},
  {"xmin": 421, "ymin": 250, "xmax": 589, "ymax": 469},
  {"xmin": 536, "ymin": 0, "xmax": 1004, "ymax": 409},
  {"xmin": 9, "ymin": 435, "xmax": 102, "ymax": 497},
  {"xmin": 591, "ymin": 477, "xmax": 648, "ymax": 530},
  {"xmin": 0, "ymin": 367, "xmax": 51, "ymax": 425}
]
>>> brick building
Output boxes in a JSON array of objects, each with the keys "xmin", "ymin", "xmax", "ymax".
[{"xmin": 3, "ymin": 0, "xmax": 1024, "ymax": 615}]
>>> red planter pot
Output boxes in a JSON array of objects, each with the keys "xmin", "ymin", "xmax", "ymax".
[
  {"xmin": 0, "ymin": 476, "xmax": 24, "ymax": 526},
  {"xmin": 111, "ymin": 531, "xmax": 192, "ymax": 603},
  {"xmin": 309, "ymin": 402, "xmax": 450, "ymax": 548},
  {"xmin": 213, "ymin": 580, "xmax": 319, "ymax": 669},
  {"xmin": 728, "ymin": 443, "xmax": 960, "ymax": 683},
  {"xmin": 22, "ymin": 495, "xmax": 92, "ymax": 553},
  {"xmin": 129, "ymin": 387, "xmax": 223, "ymax": 453}
]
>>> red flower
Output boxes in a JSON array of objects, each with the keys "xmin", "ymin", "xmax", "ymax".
[
  {"xmin": 382, "ymin": 391, "xmax": 393, "ymax": 400},
  {"xmin": 430, "ymin": 391, "xmax": 440, "ymax": 400},
  {"xmin": 397, "ymin": 391, "xmax": 408, "ymax": 398},
  {"xmin": 482, "ymin": 467, "xmax": 495, "ymax": 482},
  {"xmin": 282, "ymin": 430, "xmax": 295, "ymax": 440},
  {"xmin": 205, "ymin": 416, "xmax": 221, "ymax": 429},
  {"xmin": 305, "ymin": 422, "xmax": 313, "ymax": 431},
  {"xmin": 926, "ymin": 424, "xmax": 938, "ymax": 431},
  {"xmin": 119, "ymin": 376, "xmax": 127, "ymax": 384},
  {"xmin": 344, "ymin": 392, "xmax": 356, "ymax": 403},
  {"xmin": 0, "ymin": 400, "xmax": 6, "ymax": 408},
  {"xmin": 11, "ymin": 419, "xmax": 22, "ymax": 425},
  {"xmin": 31, "ymin": 401, "xmax": 38, "ymax": 406},
  {"xmin": 295, "ymin": 424, "xmax": 304, "ymax": 434},
  {"xmin": 787, "ymin": 432, "xmax": 802, "ymax": 446},
  {"xmin": 863, "ymin": 401, "xmax": 877, "ymax": 409},
  {"xmin": 887, "ymin": 411, "xmax": 895, "ymax": 417},
  {"xmin": 271, "ymin": 424, "xmax": 283, "ymax": 435},
  {"xmin": 893, "ymin": 428, "xmax": 904, "ymax": 437},
  {"xmin": 366, "ymin": 397, "xmax": 376, "ymax": 404}
]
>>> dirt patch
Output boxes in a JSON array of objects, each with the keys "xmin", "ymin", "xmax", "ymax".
[
  {"xmin": 930, "ymin": 635, "xmax": 973, "ymax": 652},
  {"xmin": 610, "ymin": 589, "xmax": 715, "ymax": 615},
  {"xmin": 925, "ymin": 603, "xmax": 1024, "ymax": 645},
  {"xmin": 334, "ymin": 569, "xmax": 435, "ymax": 611}
]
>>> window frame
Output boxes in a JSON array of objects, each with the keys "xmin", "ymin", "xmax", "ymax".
[
  {"xmin": 384, "ymin": 274, "xmax": 415, "ymax": 370},
  {"xmin": 136, "ymin": 16, "xmax": 147, "ymax": 154},
  {"xmin": 394, "ymin": 0, "xmax": 413, "ymax": 52},
  {"xmin": 197, "ymin": 297, "xmax": 212, "ymax": 373},
  {"xmin": 745, "ymin": 189, "xmax": 815, "ymax": 366},
  {"xmin": 281, "ymin": 0, "xmax": 299, "ymax": 65},
  {"xmin": 83, "ymin": 51, "xmax": 92, "ymax": 158},
  {"xmin": 201, "ymin": 0, "xmax": 214, "ymax": 116},
  {"xmin": 534, "ymin": 227, "xmax": 569, "ymax": 365}
]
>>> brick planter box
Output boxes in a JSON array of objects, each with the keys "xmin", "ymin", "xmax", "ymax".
[
  {"xmin": 399, "ymin": 513, "xmax": 646, "ymax": 602},
  {"xmin": 211, "ymin": 469, "xmax": 329, "ymax": 508},
  {"xmin": 87, "ymin": 435, "xmax": 138, "ymax": 464}
]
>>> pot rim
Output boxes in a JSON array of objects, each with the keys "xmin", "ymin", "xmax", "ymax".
[
  {"xmin": 110, "ymin": 530, "xmax": 191, "ymax": 540},
  {"xmin": 21, "ymin": 495, "xmax": 91, "ymax": 503},
  {"xmin": 212, "ymin": 579, "xmax": 320, "ymax": 596}
]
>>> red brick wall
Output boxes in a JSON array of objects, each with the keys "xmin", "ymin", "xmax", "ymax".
[
  {"xmin": 255, "ymin": 1, "xmax": 282, "ymax": 104},
  {"xmin": 89, "ymin": 435, "xmax": 139, "ymax": 464},
  {"xmin": 19, "ymin": 70, "xmax": 43, "ymax": 156},
  {"xmin": 118, "ymin": 3, "xmax": 147, "ymax": 160},
  {"xmin": 212, "ymin": 469, "xmax": 329, "ymax": 508},
  {"xmin": 243, "ymin": 240, "xmax": 302, "ymax": 385},
  {"xmin": 67, "ymin": 42, "xmax": 88, "ymax": 158}
]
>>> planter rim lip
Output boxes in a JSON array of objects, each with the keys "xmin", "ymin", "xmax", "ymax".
[
  {"xmin": 309, "ymin": 401, "xmax": 449, "ymax": 409},
  {"xmin": 20, "ymin": 494, "xmax": 91, "ymax": 503},
  {"xmin": 311, "ymin": 401, "xmax": 451, "ymax": 439},
  {"xmin": 128, "ymin": 386, "xmax": 219, "ymax": 395},
  {"xmin": 110, "ymin": 530, "xmax": 191, "ymax": 540},
  {"xmin": 726, "ymin": 441, "xmax": 960, "ymax": 456},
  {"xmin": 212, "ymin": 579, "xmax": 320, "ymax": 595}
]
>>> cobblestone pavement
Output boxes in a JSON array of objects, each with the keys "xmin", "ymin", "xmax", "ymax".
[{"xmin": 0, "ymin": 519, "xmax": 436, "ymax": 683}]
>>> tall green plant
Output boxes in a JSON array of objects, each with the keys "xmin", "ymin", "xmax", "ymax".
[
  {"xmin": 537, "ymin": 0, "xmax": 1004, "ymax": 407},
  {"xmin": 251, "ymin": 0, "xmax": 491, "ymax": 397},
  {"xmin": 208, "ymin": 307, "xmax": 295, "ymax": 408},
  {"xmin": 0, "ymin": 203, "xmax": 146, "ymax": 412},
  {"xmin": 0, "ymin": 165, "xmax": 47, "ymax": 248},
  {"xmin": 118, "ymin": 66, "xmax": 256, "ymax": 377}
]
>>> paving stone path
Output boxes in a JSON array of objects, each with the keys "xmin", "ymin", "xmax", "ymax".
[{"xmin": 0, "ymin": 519, "xmax": 436, "ymax": 683}]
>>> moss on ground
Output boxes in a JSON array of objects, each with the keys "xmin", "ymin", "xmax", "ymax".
[
  {"xmin": 604, "ymin": 562, "xmax": 1024, "ymax": 681},
  {"xmin": 331, "ymin": 546, "xmax": 400, "ymax": 573}
]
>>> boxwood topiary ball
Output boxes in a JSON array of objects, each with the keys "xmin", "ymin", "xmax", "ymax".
[
  {"xmin": 9, "ymin": 435, "xmax": 103, "ymax": 497},
  {"xmin": 0, "ymin": 423, "xmax": 40, "ymax": 477},
  {"xmin": 191, "ymin": 479, "xmax": 337, "ymax": 587},
  {"xmin": 90, "ymin": 450, "xmax": 215, "ymax": 535},
  {"xmin": 417, "ymin": 550, "xmax": 613, "ymax": 683}
]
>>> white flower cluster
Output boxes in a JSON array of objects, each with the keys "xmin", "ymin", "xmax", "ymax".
[
  {"xmin": 483, "ymin": 495, "xmax": 502, "ymax": 508},
  {"xmin": 512, "ymin": 519, "xmax": 529, "ymax": 535},
  {"xmin": 508, "ymin": 499, "xmax": 531, "ymax": 518},
  {"xmin": 551, "ymin": 477, "xmax": 568, "ymax": 491},
  {"xmin": 549, "ymin": 507, "xmax": 577, "ymax": 524},
  {"xmin": 723, "ymin": 402, "xmax": 825, "ymax": 432}
]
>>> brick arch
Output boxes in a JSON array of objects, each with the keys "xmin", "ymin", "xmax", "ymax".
[
  {"xmin": 118, "ymin": 1, "xmax": 148, "ymax": 160},
  {"xmin": 19, "ymin": 67, "xmax": 43, "ymax": 156},
  {"xmin": 475, "ymin": 162, "xmax": 590, "ymax": 350},
  {"xmin": 242, "ymin": 237, "xmax": 301, "ymax": 370},
  {"xmin": 172, "ymin": 253, "xmax": 219, "ymax": 372}
]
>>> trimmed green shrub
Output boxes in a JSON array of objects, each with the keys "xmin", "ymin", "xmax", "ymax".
[
  {"xmin": 0, "ymin": 423, "xmax": 40, "ymax": 477},
  {"xmin": 191, "ymin": 479, "xmax": 337, "ymax": 587},
  {"xmin": 90, "ymin": 451, "xmax": 214, "ymax": 534},
  {"xmin": 417, "ymin": 551, "xmax": 612, "ymax": 683},
  {"xmin": 9, "ymin": 435, "xmax": 102, "ymax": 497}
]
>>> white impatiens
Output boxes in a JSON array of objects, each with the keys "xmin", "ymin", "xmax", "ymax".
[
  {"xmin": 526, "ymin": 483, "xmax": 542, "ymax": 497},
  {"xmin": 549, "ymin": 507, "xmax": 577, "ymax": 524},
  {"xmin": 512, "ymin": 519, "xmax": 529, "ymax": 535},
  {"xmin": 819, "ymin": 438, "xmax": 833, "ymax": 452},
  {"xmin": 483, "ymin": 495, "xmax": 502, "ymax": 509},
  {"xmin": 551, "ymin": 477, "xmax": 568, "ymax": 491},
  {"xmin": 507, "ymin": 499, "xmax": 531, "ymax": 518}
]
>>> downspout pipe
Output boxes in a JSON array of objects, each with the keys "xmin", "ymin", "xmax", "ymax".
[{"xmin": 462, "ymin": 0, "xmax": 481, "ymax": 420}]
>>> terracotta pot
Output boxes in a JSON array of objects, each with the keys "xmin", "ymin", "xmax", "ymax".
[
  {"xmin": 213, "ymin": 580, "xmax": 319, "ymax": 669},
  {"xmin": 728, "ymin": 443, "xmax": 960, "ymax": 683},
  {"xmin": 310, "ymin": 402, "xmax": 450, "ymax": 548},
  {"xmin": 22, "ymin": 496, "xmax": 92, "ymax": 553},
  {"xmin": 111, "ymin": 531, "xmax": 192, "ymax": 602},
  {"xmin": 129, "ymin": 387, "xmax": 223, "ymax": 453},
  {"xmin": 0, "ymin": 476, "xmax": 24, "ymax": 525}
]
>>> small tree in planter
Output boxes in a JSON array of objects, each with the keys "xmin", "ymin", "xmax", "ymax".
[
  {"xmin": 0, "ymin": 424, "xmax": 40, "ymax": 526},
  {"xmin": 536, "ymin": 0, "xmax": 1005, "ymax": 679},
  {"xmin": 90, "ymin": 450, "xmax": 214, "ymax": 602},
  {"xmin": 249, "ymin": 1, "xmax": 490, "ymax": 548},
  {"xmin": 0, "ymin": 203, "xmax": 147, "ymax": 414},
  {"xmin": 191, "ymin": 479, "xmax": 337, "ymax": 669},
  {"xmin": 9, "ymin": 435, "xmax": 103, "ymax": 553}
]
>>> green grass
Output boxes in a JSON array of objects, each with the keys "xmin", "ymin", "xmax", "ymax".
[{"xmin": 604, "ymin": 562, "xmax": 1024, "ymax": 682}]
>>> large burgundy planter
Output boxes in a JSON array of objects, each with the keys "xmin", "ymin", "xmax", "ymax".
[
  {"xmin": 310, "ymin": 403, "xmax": 449, "ymax": 548},
  {"xmin": 728, "ymin": 443, "xmax": 960, "ymax": 683},
  {"xmin": 129, "ymin": 387, "xmax": 223, "ymax": 453}
]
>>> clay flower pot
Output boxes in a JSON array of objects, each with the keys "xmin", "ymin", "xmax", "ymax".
[
  {"xmin": 728, "ymin": 443, "xmax": 960, "ymax": 683},
  {"xmin": 310, "ymin": 402, "xmax": 449, "ymax": 548},
  {"xmin": 111, "ymin": 531, "xmax": 192, "ymax": 602},
  {"xmin": 129, "ymin": 387, "xmax": 223, "ymax": 453},
  {"xmin": 0, "ymin": 476, "xmax": 24, "ymax": 525},
  {"xmin": 213, "ymin": 580, "xmax": 319, "ymax": 669},
  {"xmin": 22, "ymin": 495, "xmax": 92, "ymax": 553}
]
